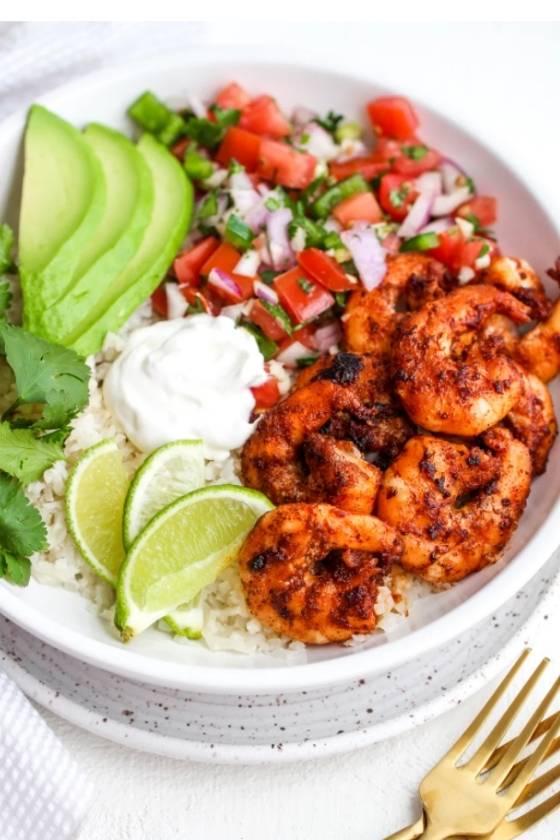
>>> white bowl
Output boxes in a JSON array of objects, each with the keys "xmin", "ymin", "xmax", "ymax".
[{"xmin": 0, "ymin": 49, "xmax": 559, "ymax": 696}]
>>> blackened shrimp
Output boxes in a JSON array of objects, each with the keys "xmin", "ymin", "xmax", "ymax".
[
  {"xmin": 241, "ymin": 380, "xmax": 381, "ymax": 512},
  {"xmin": 343, "ymin": 253, "xmax": 454, "ymax": 355},
  {"xmin": 295, "ymin": 352, "xmax": 414, "ymax": 468},
  {"xmin": 238, "ymin": 503, "xmax": 403, "ymax": 643},
  {"xmin": 392, "ymin": 285, "xmax": 530, "ymax": 436},
  {"xmin": 481, "ymin": 256, "xmax": 551, "ymax": 320},
  {"xmin": 376, "ymin": 427, "xmax": 532, "ymax": 585},
  {"xmin": 517, "ymin": 299, "xmax": 560, "ymax": 383},
  {"xmin": 505, "ymin": 372, "xmax": 557, "ymax": 475}
]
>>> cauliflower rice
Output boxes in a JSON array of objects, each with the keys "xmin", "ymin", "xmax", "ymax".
[{"xmin": 26, "ymin": 302, "xmax": 409, "ymax": 663}]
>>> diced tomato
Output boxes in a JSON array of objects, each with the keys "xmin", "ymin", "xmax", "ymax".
[
  {"xmin": 257, "ymin": 139, "xmax": 316, "ymax": 190},
  {"xmin": 332, "ymin": 192, "xmax": 383, "ymax": 227},
  {"xmin": 329, "ymin": 155, "xmax": 388, "ymax": 182},
  {"xmin": 393, "ymin": 146, "xmax": 441, "ymax": 177},
  {"xmin": 457, "ymin": 196, "xmax": 497, "ymax": 228},
  {"xmin": 200, "ymin": 241, "xmax": 242, "ymax": 276},
  {"xmin": 378, "ymin": 173, "xmax": 418, "ymax": 222},
  {"xmin": 173, "ymin": 236, "xmax": 220, "ymax": 286},
  {"xmin": 214, "ymin": 82, "xmax": 251, "ymax": 111},
  {"xmin": 251, "ymin": 376, "xmax": 281, "ymax": 410},
  {"xmin": 181, "ymin": 286, "xmax": 218, "ymax": 315},
  {"xmin": 151, "ymin": 285, "xmax": 168, "ymax": 318},
  {"xmin": 216, "ymin": 126, "xmax": 261, "ymax": 171},
  {"xmin": 207, "ymin": 270, "xmax": 255, "ymax": 304},
  {"xmin": 367, "ymin": 96, "xmax": 419, "ymax": 140},
  {"xmin": 248, "ymin": 299, "xmax": 291, "ymax": 341},
  {"xmin": 297, "ymin": 249, "xmax": 356, "ymax": 292},
  {"xmin": 427, "ymin": 228, "xmax": 494, "ymax": 271},
  {"xmin": 240, "ymin": 95, "xmax": 291, "ymax": 139},
  {"xmin": 274, "ymin": 266, "xmax": 335, "ymax": 323},
  {"xmin": 170, "ymin": 137, "xmax": 190, "ymax": 161}
]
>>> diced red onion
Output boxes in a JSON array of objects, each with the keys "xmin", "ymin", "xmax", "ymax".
[
  {"xmin": 187, "ymin": 94, "xmax": 207, "ymax": 118},
  {"xmin": 381, "ymin": 232, "xmax": 401, "ymax": 254},
  {"xmin": 220, "ymin": 303, "xmax": 245, "ymax": 321},
  {"xmin": 324, "ymin": 217, "xmax": 342, "ymax": 233},
  {"xmin": 398, "ymin": 193, "xmax": 434, "ymax": 239},
  {"xmin": 229, "ymin": 170, "xmax": 262, "ymax": 215},
  {"xmin": 314, "ymin": 321, "xmax": 342, "ymax": 352},
  {"xmin": 207, "ymin": 268, "xmax": 243, "ymax": 299},
  {"xmin": 340, "ymin": 224, "xmax": 386, "ymax": 291},
  {"xmin": 277, "ymin": 341, "xmax": 319, "ymax": 367},
  {"xmin": 165, "ymin": 282, "xmax": 188, "ymax": 319},
  {"xmin": 455, "ymin": 217, "xmax": 475, "ymax": 240},
  {"xmin": 266, "ymin": 207, "xmax": 294, "ymax": 270},
  {"xmin": 439, "ymin": 159, "xmax": 468, "ymax": 194},
  {"xmin": 294, "ymin": 122, "xmax": 339, "ymax": 161},
  {"xmin": 234, "ymin": 249, "xmax": 259, "ymax": 277},
  {"xmin": 292, "ymin": 106, "xmax": 317, "ymax": 126},
  {"xmin": 254, "ymin": 279, "xmax": 279, "ymax": 305},
  {"xmin": 415, "ymin": 171, "xmax": 442, "ymax": 198},
  {"xmin": 244, "ymin": 201, "xmax": 270, "ymax": 233},
  {"xmin": 418, "ymin": 217, "xmax": 454, "ymax": 235},
  {"xmin": 432, "ymin": 186, "xmax": 472, "ymax": 217}
]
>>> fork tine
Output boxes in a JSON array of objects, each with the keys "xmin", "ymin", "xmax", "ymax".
[
  {"xmin": 445, "ymin": 649, "xmax": 530, "ymax": 763},
  {"xmin": 494, "ymin": 731, "xmax": 560, "ymax": 791},
  {"xmin": 490, "ymin": 789, "xmax": 560, "ymax": 840},
  {"xmin": 483, "ymin": 711, "xmax": 558, "ymax": 772},
  {"xmin": 502, "ymin": 709, "xmax": 560, "ymax": 805},
  {"xmin": 514, "ymin": 758, "xmax": 560, "ymax": 808},
  {"xmin": 465, "ymin": 657, "xmax": 549, "ymax": 774},
  {"xmin": 487, "ymin": 674, "xmax": 560, "ymax": 787}
]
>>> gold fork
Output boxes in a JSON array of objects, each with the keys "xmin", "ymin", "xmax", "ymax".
[{"xmin": 385, "ymin": 650, "xmax": 560, "ymax": 839}]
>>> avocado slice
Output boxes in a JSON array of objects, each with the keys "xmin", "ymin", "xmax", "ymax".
[
  {"xmin": 36, "ymin": 123, "xmax": 155, "ymax": 341},
  {"xmin": 19, "ymin": 106, "xmax": 107, "ymax": 326},
  {"xmin": 67, "ymin": 134, "xmax": 193, "ymax": 356}
]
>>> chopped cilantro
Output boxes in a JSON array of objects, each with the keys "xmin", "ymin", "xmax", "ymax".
[
  {"xmin": 197, "ymin": 191, "xmax": 219, "ymax": 221},
  {"xmin": 208, "ymin": 105, "xmax": 241, "ymax": 128},
  {"xmin": 288, "ymin": 217, "xmax": 326, "ymax": 249},
  {"xmin": 296, "ymin": 356, "xmax": 319, "ymax": 368},
  {"xmin": 0, "ymin": 473, "xmax": 47, "ymax": 586},
  {"xmin": 259, "ymin": 269, "xmax": 282, "ymax": 285},
  {"xmin": 0, "ymin": 422, "xmax": 63, "ymax": 484},
  {"xmin": 297, "ymin": 277, "xmax": 314, "ymax": 294},
  {"xmin": 465, "ymin": 212, "xmax": 481, "ymax": 231},
  {"xmin": 299, "ymin": 132, "xmax": 310, "ymax": 145},
  {"xmin": 261, "ymin": 301, "xmax": 293, "ymax": 335},
  {"xmin": 314, "ymin": 110, "xmax": 345, "ymax": 136},
  {"xmin": 402, "ymin": 144, "xmax": 428, "ymax": 160},
  {"xmin": 242, "ymin": 324, "xmax": 278, "ymax": 360},
  {"xmin": 334, "ymin": 292, "xmax": 349, "ymax": 308},
  {"xmin": 334, "ymin": 122, "xmax": 362, "ymax": 143},
  {"xmin": 479, "ymin": 243, "xmax": 490, "ymax": 257},
  {"xmin": 265, "ymin": 196, "xmax": 282, "ymax": 211},
  {"xmin": 224, "ymin": 214, "xmax": 254, "ymax": 251},
  {"xmin": 389, "ymin": 185, "xmax": 409, "ymax": 209},
  {"xmin": 464, "ymin": 175, "xmax": 476, "ymax": 194},
  {"xmin": 323, "ymin": 231, "xmax": 344, "ymax": 251}
]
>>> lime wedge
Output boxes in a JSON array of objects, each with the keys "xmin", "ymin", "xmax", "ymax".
[
  {"xmin": 164, "ymin": 596, "xmax": 204, "ymax": 639},
  {"xmin": 65, "ymin": 439, "xmax": 129, "ymax": 586},
  {"xmin": 115, "ymin": 484, "xmax": 273, "ymax": 640},
  {"xmin": 123, "ymin": 439, "xmax": 204, "ymax": 549}
]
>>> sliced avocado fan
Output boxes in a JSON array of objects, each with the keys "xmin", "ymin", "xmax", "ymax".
[{"xmin": 19, "ymin": 105, "xmax": 107, "ymax": 325}]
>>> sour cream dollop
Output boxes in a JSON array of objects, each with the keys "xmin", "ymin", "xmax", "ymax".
[{"xmin": 103, "ymin": 315, "xmax": 267, "ymax": 459}]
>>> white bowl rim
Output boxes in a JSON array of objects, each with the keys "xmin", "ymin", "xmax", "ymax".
[{"xmin": 0, "ymin": 45, "xmax": 559, "ymax": 695}]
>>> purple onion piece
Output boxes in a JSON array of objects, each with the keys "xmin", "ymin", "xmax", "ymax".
[
  {"xmin": 314, "ymin": 321, "xmax": 342, "ymax": 352},
  {"xmin": 277, "ymin": 340, "xmax": 319, "ymax": 367},
  {"xmin": 398, "ymin": 193, "xmax": 434, "ymax": 239},
  {"xmin": 439, "ymin": 159, "xmax": 468, "ymax": 194},
  {"xmin": 418, "ymin": 216, "xmax": 455, "ymax": 235},
  {"xmin": 432, "ymin": 186, "xmax": 472, "ymax": 217},
  {"xmin": 340, "ymin": 225, "xmax": 387, "ymax": 291},
  {"xmin": 207, "ymin": 268, "xmax": 243, "ymax": 299},
  {"xmin": 254, "ymin": 279, "xmax": 279, "ymax": 305},
  {"xmin": 266, "ymin": 207, "xmax": 295, "ymax": 270}
]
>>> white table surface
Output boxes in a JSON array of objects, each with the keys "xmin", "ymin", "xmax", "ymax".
[{"xmin": 2, "ymin": 20, "xmax": 560, "ymax": 840}]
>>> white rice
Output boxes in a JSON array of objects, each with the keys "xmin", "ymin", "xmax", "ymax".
[{"xmin": 26, "ymin": 301, "xmax": 413, "ymax": 662}]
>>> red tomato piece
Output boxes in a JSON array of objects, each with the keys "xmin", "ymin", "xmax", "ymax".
[
  {"xmin": 240, "ymin": 95, "xmax": 291, "ymax": 139},
  {"xmin": 378, "ymin": 173, "xmax": 418, "ymax": 222},
  {"xmin": 251, "ymin": 376, "xmax": 281, "ymax": 410},
  {"xmin": 207, "ymin": 271, "xmax": 255, "ymax": 304},
  {"xmin": 215, "ymin": 126, "xmax": 261, "ymax": 171},
  {"xmin": 200, "ymin": 241, "xmax": 242, "ymax": 277},
  {"xmin": 151, "ymin": 285, "xmax": 168, "ymax": 318},
  {"xmin": 248, "ymin": 299, "xmax": 291, "ymax": 341},
  {"xmin": 329, "ymin": 155, "xmax": 388, "ymax": 182},
  {"xmin": 170, "ymin": 137, "xmax": 190, "ymax": 161},
  {"xmin": 181, "ymin": 286, "xmax": 219, "ymax": 315},
  {"xmin": 332, "ymin": 192, "xmax": 383, "ymax": 227},
  {"xmin": 458, "ymin": 239, "xmax": 490, "ymax": 269},
  {"xmin": 297, "ymin": 249, "xmax": 356, "ymax": 292},
  {"xmin": 214, "ymin": 82, "xmax": 250, "ymax": 110},
  {"xmin": 257, "ymin": 140, "xmax": 316, "ymax": 190},
  {"xmin": 367, "ymin": 96, "xmax": 419, "ymax": 140},
  {"xmin": 393, "ymin": 146, "xmax": 441, "ymax": 177},
  {"xmin": 274, "ymin": 266, "xmax": 335, "ymax": 323},
  {"xmin": 427, "ymin": 227, "xmax": 463, "ymax": 269},
  {"xmin": 173, "ymin": 236, "xmax": 220, "ymax": 286},
  {"xmin": 456, "ymin": 196, "xmax": 498, "ymax": 228}
]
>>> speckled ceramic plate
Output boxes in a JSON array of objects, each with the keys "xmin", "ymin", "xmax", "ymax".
[{"xmin": 2, "ymin": 549, "xmax": 558, "ymax": 764}]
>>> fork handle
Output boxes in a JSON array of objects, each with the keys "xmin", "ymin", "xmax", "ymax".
[{"xmin": 383, "ymin": 814, "xmax": 425, "ymax": 839}]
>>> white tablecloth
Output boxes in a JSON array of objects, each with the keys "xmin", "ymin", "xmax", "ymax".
[{"xmin": 2, "ymin": 20, "xmax": 560, "ymax": 840}]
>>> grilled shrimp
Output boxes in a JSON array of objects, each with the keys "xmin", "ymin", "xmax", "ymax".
[
  {"xmin": 295, "ymin": 352, "xmax": 414, "ymax": 468},
  {"xmin": 505, "ymin": 372, "xmax": 557, "ymax": 475},
  {"xmin": 517, "ymin": 299, "xmax": 560, "ymax": 383},
  {"xmin": 377, "ymin": 427, "xmax": 532, "ymax": 585},
  {"xmin": 241, "ymin": 380, "xmax": 381, "ymax": 512},
  {"xmin": 343, "ymin": 253, "xmax": 454, "ymax": 355},
  {"xmin": 238, "ymin": 503, "xmax": 403, "ymax": 643},
  {"xmin": 392, "ymin": 285, "xmax": 530, "ymax": 436},
  {"xmin": 481, "ymin": 256, "xmax": 551, "ymax": 320}
]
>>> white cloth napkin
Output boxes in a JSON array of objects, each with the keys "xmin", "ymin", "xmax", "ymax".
[{"xmin": 0, "ymin": 670, "xmax": 93, "ymax": 840}]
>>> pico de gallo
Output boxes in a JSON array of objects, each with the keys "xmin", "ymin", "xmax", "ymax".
[{"xmin": 129, "ymin": 85, "xmax": 498, "ymax": 410}]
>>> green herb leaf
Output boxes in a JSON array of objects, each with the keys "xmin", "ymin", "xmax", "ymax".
[
  {"xmin": 402, "ymin": 144, "xmax": 428, "ymax": 160},
  {"xmin": 297, "ymin": 277, "xmax": 314, "ymax": 294},
  {"xmin": 261, "ymin": 301, "xmax": 293, "ymax": 335},
  {"xmin": 1, "ymin": 552, "xmax": 31, "ymax": 586},
  {"xmin": 296, "ymin": 356, "xmax": 319, "ymax": 368},
  {"xmin": 0, "ymin": 473, "xmax": 47, "ymax": 557},
  {"xmin": 314, "ymin": 111, "xmax": 345, "ymax": 136},
  {"xmin": 0, "ymin": 323, "xmax": 90, "ymax": 431},
  {"xmin": 389, "ymin": 185, "xmax": 409, "ymax": 209},
  {"xmin": 224, "ymin": 214, "xmax": 254, "ymax": 252},
  {"xmin": 0, "ymin": 224, "xmax": 14, "ymax": 274},
  {"xmin": 241, "ymin": 324, "xmax": 278, "ymax": 360},
  {"xmin": 259, "ymin": 269, "xmax": 282, "ymax": 285},
  {"xmin": 0, "ymin": 422, "xmax": 63, "ymax": 484},
  {"xmin": 197, "ymin": 191, "xmax": 219, "ymax": 221},
  {"xmin": 208, "ymin": 105, "xmax": 241, "ymax": 128}
]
